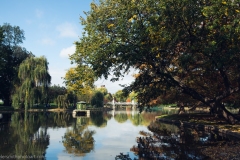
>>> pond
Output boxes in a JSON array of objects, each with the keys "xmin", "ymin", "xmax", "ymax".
[{"xmin": 0, "ymin": 108, "xmax": 239, "ymax": 160}]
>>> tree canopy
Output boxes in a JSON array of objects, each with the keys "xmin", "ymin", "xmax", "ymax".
[
  {"xmin": 113, "ymin": 90, "xmax": 127, "ymax": 102},
  {"xmin": 12, "ymin": 56, "xmax": 51, "ymax": 109},
  {"xmin": 71, "ymin": 0, "xmax": 240, "ymax": 124},
  {"xmin": 0, "ymin": 23, "xmax": 31, "ymax": 106},
  {"xmin": 48, "ymin": 85, "xmax": 67, "ymax": 103},
  {"xmin": 90, "ymin": 91, "xmax": 104, "ymax": 108},
  {"xmin": 64, "ymin": 66, "xmax": 95, "ymax": 94}
]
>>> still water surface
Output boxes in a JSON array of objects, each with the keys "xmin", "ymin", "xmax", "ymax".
[
  {"xmin": 46, "ymin": 110, "xmax": 153, "ymax": 160},
  {"xmin": 1, "ymin": 108, "xmax": 239, "ymax": 160},
  {"xmin": 0, "ymin": 109, "xmax": 159, "ymax": 160}
]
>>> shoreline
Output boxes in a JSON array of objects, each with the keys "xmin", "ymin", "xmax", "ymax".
[
  {"xmin": 155, "ymin": 117, "xmax": 240, "ymax": 139},
  {"xmin": 0, "ymin": 107, "xmax": 113, "ymax": 113}
]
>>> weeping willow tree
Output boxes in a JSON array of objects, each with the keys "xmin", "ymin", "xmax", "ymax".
[
  {"xmin": 56, "ymin": 95, "xmax": 67, "ymax": 109},
  {"xmin": 56, "ymin": 91, "xmax": 77, "ymax": 109},
  {"xmin": 12, "ymin": 56, "xmax": 51, "ymax": 109}
]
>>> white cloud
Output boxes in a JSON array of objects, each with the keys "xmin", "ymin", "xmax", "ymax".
[
  {"xmin": 41, "ymin": 38, "xmax": 55, "ymax": 46},
  {"xmin": 35, "ymin": 9, "xmax": 44, "ymax": 18},
  {"xmin": 56, "ymin": 22, "xmax": 78, "ymax": 38},
  {"xmin": 59, "ymin": 45, "xmax": 76, "ymax": 58}
]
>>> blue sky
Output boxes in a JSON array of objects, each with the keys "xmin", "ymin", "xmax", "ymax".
[{"xmin": 0, "ymin": 0, "xmax": 135, "ymax": 94}]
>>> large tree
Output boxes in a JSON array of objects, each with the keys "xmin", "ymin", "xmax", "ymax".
[
  {"xmin": 113, "ymin": 90, "xmax": 127, "ymax": 102},
  {"xmin": 90, "ymin": 91, "xmax": 104, "ymax": 108},
  {"xmin": 12, "ymin": 56, "xmax": 51, "ymax": 109},
  {"xmin": 48, "ymin": 85, "xmax": 67, "ymax": 103},
  {"xmin": 71, "ymin": 0, "xmax": 240, "ymax": 124},
  {"xmin": 0, "ymin": 23, "xmax": 31, "ymax": 106},
  {"xmin": 64, "ymin": 66, "xmax": 95, "ymax": 95}
]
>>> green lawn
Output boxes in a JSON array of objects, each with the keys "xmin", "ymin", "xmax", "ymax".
[
  {"xmin": 156, "ymin": 113, "xmax": 240, "ymax": 132},
  {"xmin": 31, "ymin": 105, "xmax": 57, "ymax": 109}
]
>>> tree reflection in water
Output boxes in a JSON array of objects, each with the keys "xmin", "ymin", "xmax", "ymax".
[
  {"xmin": 0, "ymin": 112, "xmax": 76, "ymax": 159},
  {"xmin": 10, "ymin": 112, "xmax": 49, "ymax": 159},
  {"xmin": 116, "ymin": 121, "xmax": 240, "ymax": 160},
  {"xmin": 62, "ymin": 116, "xmax": 95, "ymax": 156},
  {"xmin": 0, "ymin": 113, "xmax": 14, "ymax": 155},
  {"xmin": 90, "ymin": 111, "xmax": 107, "ymax": 127},
  {"xmin": 114, "ymin": 112, "xmax": 128, "ymax": 123}
]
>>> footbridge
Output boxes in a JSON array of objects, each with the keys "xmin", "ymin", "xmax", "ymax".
[{"xmin": 106, "ymin": 100, "xmax": 138, "ymax": 108}]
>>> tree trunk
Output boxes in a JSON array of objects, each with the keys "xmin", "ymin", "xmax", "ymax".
[
  {"xmin": 214, "ymin": 102, "xmax": 239, "ymax": 125},
  {"xmin": 177, "ymin": 102, "xmax": 186, "ymax": 114}
]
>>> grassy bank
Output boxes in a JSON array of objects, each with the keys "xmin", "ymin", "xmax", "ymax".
[
  {"xmin": 156, "ymin": 113, "xmax": 240, "ymax": 132},
  {"xmin": 87, "ymin": 107, "xmax": 112, "ymax": 111},
  {"xmin": 0, "ymin": 104, "xmax": 74, "ymax": 112},
  {"xmin": 0, "ymin": 104, "xmax": 112, "ymax": 112}
]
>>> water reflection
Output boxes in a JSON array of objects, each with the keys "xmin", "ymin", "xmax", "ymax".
[
  {"xmin": 47, "ymin": 112, "xmax": 73, "ymax": 127},
  {"xmin": 114, "ymin": 112, "xmax": 128, "ymax": 123},
  {"xmin": 113, "ymin": 108, "xmax": 160, "ymax": 126},
  {"xmin": 120, "ymin": 121, "xmax": 240, "ymax": 160},
  {"xmin": 1, "ymin": 109, "xmax": 237, "ymax": 159},
  {"xmin": 90, "ymin": 111, "xmax": 108, "ymax": 127},
  {"xmin": 0, "ymin": 113, "xmax": 15, "ymax": 155},
  {"xmin": 62, "ymin": 116, "xmax": 95, "ymax": 156},
  {"xmin": 0, "ymin": 111, "xmax": 76, "ymax": 159},
  {"xmin": 1, "ymin": 112, "xmax": 49, "ymax": 159}
]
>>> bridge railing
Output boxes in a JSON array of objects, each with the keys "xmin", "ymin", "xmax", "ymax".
[{"xmin": 106, "ymin": 102, "xmax": 138, "ymax": 105}]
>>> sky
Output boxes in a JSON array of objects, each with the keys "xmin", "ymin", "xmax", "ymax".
[{"xmin": 0, "ymin": 0, "xmax": 135, "ymax": 94}]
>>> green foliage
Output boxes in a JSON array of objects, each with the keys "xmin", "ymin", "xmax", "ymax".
[
  {"xmin": 96, "ymin": 86, "xmax": 108, "ymax": 96},
  {"xmin": 114, "ymin": 90, "xmax": 127, "ymax": 102},
  {"xmin": 71, "ymin": 0, "xmax": 240, "ymax": 123},
  {"xmin": 48, "ymin": 85, "xmax": 67, "ymax": 104},
  {"xmin": 96, "ymin": 86, "xmax": 113, "ymax": 103},
  {"xmin": 128, "ymin": 91, "xmax": 138, "ymax": 102},
  {"xmin": 77, "ymin": 91, "xmax": 94, "ymax": 104},
  {"xmin": 0, "ymin": 23, "xmax": 30, "ymax": 106},
  {"xmin": 1, "ymin": 23, "xmax": 25, "ymax": 46},
  {"xmin": 12, "ymin": 56, "xmax": 51, "ymax": 109},
  {"xmin": 56, "ymin": 95, "xmax": 66, "ymax": 108},
  {"xmin": 64, "ymin": 66, "xmax": 95, "ymax": 95},
  {"xmin": 90, "ymin": 91, "xmax": 104, "ymax": 108},
  {"xmin": 104, "ymin": 92, "xmax": 113, "ymax": 103},
  {"xmin": 0, "ymin": 27, "xmax": 4, "ymax": 43},
  {"xmin": 56, "ymin": 91, "xmax": 77, "ymax": 109}
]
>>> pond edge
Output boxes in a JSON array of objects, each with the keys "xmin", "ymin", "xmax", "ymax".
[{"xmin": 156, "ymin": 117, "xmax": 240, "ymax": 139}]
